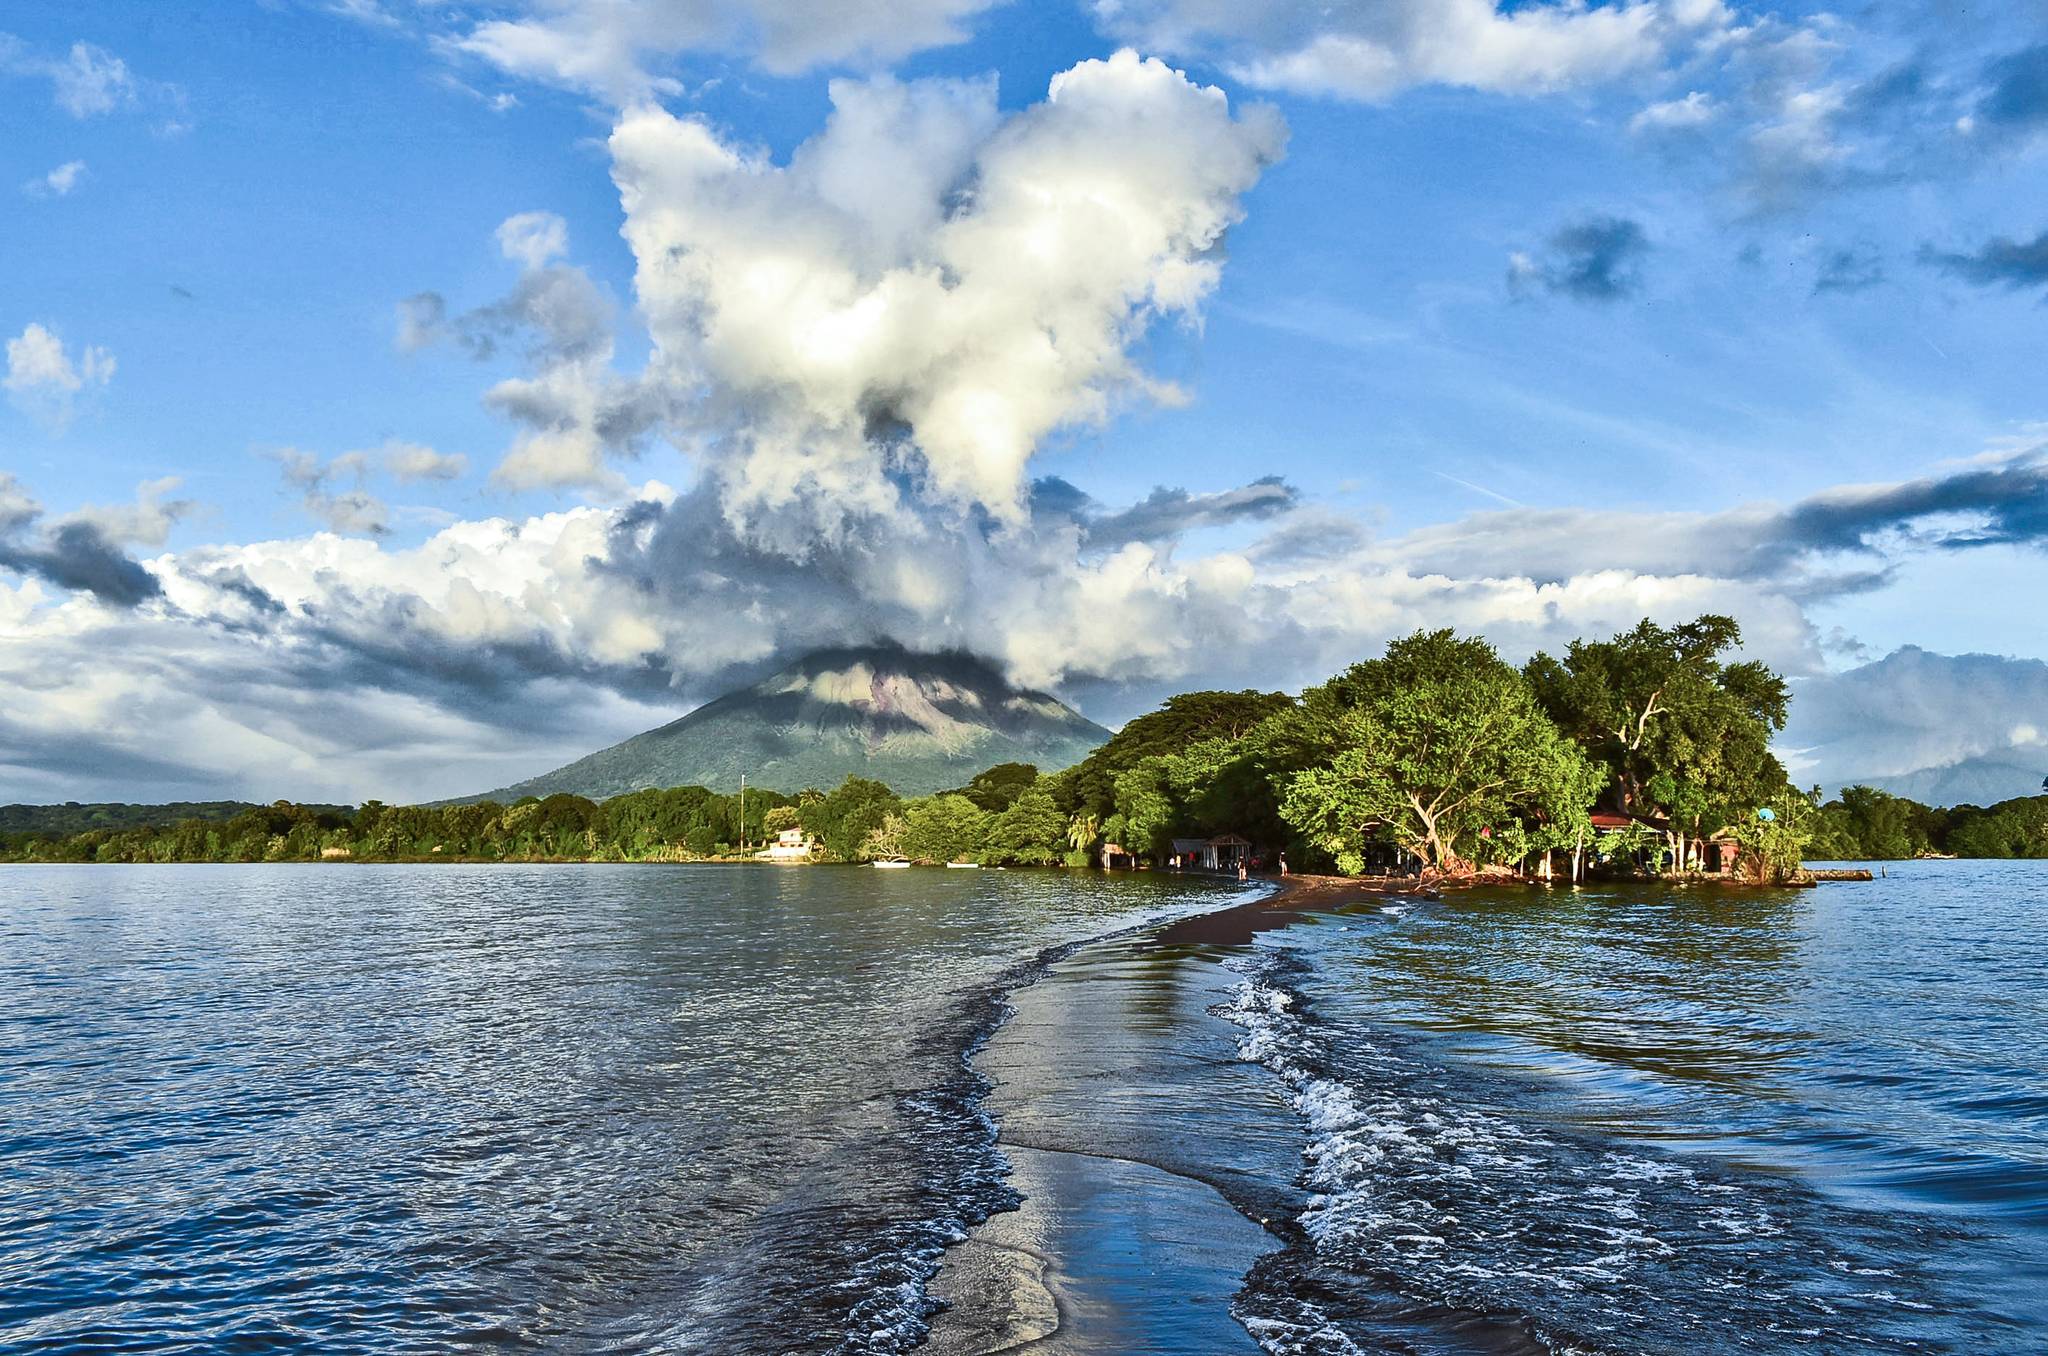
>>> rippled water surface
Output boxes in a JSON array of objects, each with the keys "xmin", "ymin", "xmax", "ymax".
[
  {"xmin": 1222, "ymin": 860, "xmax": 2048, "ymax": 1353},
  {"xmin": 6, "ymin": 861, "xmax": 2044, "ymax": 1355},
  {"xmin": 0, "ymin": 863, "xmax": 1231, "ymax": 1353}
]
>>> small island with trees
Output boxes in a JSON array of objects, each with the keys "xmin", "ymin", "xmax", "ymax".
[{"xmin": 6, "ymin": 616, "xmax": 2044, "ymax": 877}]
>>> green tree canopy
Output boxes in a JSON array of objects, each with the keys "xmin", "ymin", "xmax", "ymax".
[
  {"xmin": 1811, "ymin": 785, "xmax": 1935, "ymax": 860},
  {"xmin": 797, "ymin": 776, "xmax": 902, "ymax": 861},
  {"xmin": 898, "ymin": 794, "xmax": 992, "ymax": 864},
  {"xmin": 1280, "ymin": 630, "xmax": 1601, "ymax": 871},
  {"xmin": 950, "ymin": 762, "xmax": 1041, "ymax": 812},
  {"xmin": 984, "ymin": 785, "xmax": 1067, "ymax": 865},
  {"xmin": 1728, "ymin": 788, "xmax": 1818, "ymax": 882},
  {"xmin": 1943, "ymin": 795, "xmax": 2048, "ymax": 858},
  {"xmin": 1059, "ymin": 690, "xmax": 1294, "ymax": 821},
  {"xmin": 1525, "ymin": 615, "xmax": 1790, "ymax": 842}
]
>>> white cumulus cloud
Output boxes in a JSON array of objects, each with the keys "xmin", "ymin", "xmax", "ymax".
[
  {"xmin": 1631, "ymin": 89, "xmax": 1717, "ymax": 133},
  {"xmin": 47, "ymin": 40, "xmax": 135, "ymax": 116},
  {"xmin": 381, "ymin": 440, "xmax": 470, "ymax": 483},
  {"xmin": 606, "ymin": 50, "xmax": 1285, "ymax": 540},
  {"xmin": 1092, "ymin": 0, "xmax": 1735, "ymax": 102},
  {"xmin": 4, "ymin": 322, "xmax": 115, "ymax": 428},
  {"xmin": 3, "ymin": 437, "xmax": 2043, "ymax": 802},
  {"xmin": 495, "ymin": 209, "xmax": 570, "ymax": 269},
  {"xmin": 1781, "ymin": 648, "xmax": 2048, "ymax": 803},
  {"xmin": 23, "ymin": 159, "xmax": 88, "ymax": 198}
]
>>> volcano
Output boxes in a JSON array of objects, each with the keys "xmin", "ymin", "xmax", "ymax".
[{"xmin": 475, "ymin": 647, "xmax": 1111, "ymax": 801}]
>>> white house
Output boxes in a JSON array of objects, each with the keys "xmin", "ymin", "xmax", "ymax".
[{"xmin": 758, "ymin": 828, "xmax": 813, "ymax": 861}]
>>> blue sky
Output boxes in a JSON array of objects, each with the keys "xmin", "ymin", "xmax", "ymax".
[{"xmin": 3, "ymin": 0, "xmax": 2045, "ymax": 804}]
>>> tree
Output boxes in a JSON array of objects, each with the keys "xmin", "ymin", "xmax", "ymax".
[
  {"xmin": 1526, "ymin": 615, "xmax": 1787, "ymax": 812},
  {"xmin": 985, "ymin": 786, "xmax": 1066, "ymax": 864},
  {"xmin": 1109, "ymin": 759, "xmax": 1178, "ymax": 861},
  {"xmin": 1727, "ymin": 788, "xmax": 1817, "ymax": 883},
  {"xmin": 1061, "ymin": 690, "xmax": 1294, "ymax": 821},
  {"xmin": 762, "ymin": 805, "xmax": 801, "ymax": 834},
  {"xmin": 952, "ymin": 762, "xmax": 1040, "ymax": 813},
  {"xmin": 1527, "ymin": 615, "xmax": 1791, "ymax": 867},
  {"xmin": 1171, "ymin": 732, "xmax": 1295, "ymax": 848},
  {"xmin": 1822, "ymin": 785, "xmax": 1930, "ymax": 859},
  {"xmin": 1945, "ymin": 796, "xmax": 2048, "ymax": 858},
  {"xmin": 798, "ymin": 776, "xmax": 902, "ymax": 861},
  {"xmin": 864, "ymin": 812, "xmax": 907, "ymax": 860},
  {"xmin": 1525, "ymin": 755, "xmax": 1607, "ymax": 879},
  {"xmin": 1064, "ymin": 811, "xmax": 1100, "ymax": 854},
  {"xmin": 1280, "ymin": 630, "xmax": 1600, "ymax": 873},
  {"xmin": 898, "ymin": 794, "xmax": 991, "ymax": 864},
  {"xmin": 1596, "ymin": 820, "xmax": 1667, "ymax": 873},
  {"xmin": 1806, "ymin": 795, "xmax": 1865, "ymax": 861}
]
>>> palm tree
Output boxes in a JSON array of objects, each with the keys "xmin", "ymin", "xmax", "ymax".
[{"xmin": 1065, "ymin": 812, "xmax": 1100, "ymax": 854}]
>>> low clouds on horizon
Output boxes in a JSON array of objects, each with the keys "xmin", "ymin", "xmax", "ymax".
[{"xmin": 6, "ymin": 433, "xmax": 2047, "ymax": 803}]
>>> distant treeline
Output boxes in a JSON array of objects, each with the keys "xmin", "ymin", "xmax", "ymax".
[
  {"xmin": 0, "ymin": 801, "xmax": 350, "ymax": 835},
  {"xmin": 0, "ymin": 773, "xmax": 1067, "ymax": 868},
  {"xmin": 1808, "ymin": 786, "xmax": 2048, "ymax": 860},
  {"xmin": 8, "ymin": 617, "xmax": 2042, "ymax": 875}
]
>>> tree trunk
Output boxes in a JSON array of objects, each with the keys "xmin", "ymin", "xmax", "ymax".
[{"xmin": 1411, "ymin": 799, "xmax": 1443, "ymax": 870}]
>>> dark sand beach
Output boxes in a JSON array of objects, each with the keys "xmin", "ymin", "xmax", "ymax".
[{"xmin": 926, "ymin": 878, "xmax": 1396, "ymax": 1354}]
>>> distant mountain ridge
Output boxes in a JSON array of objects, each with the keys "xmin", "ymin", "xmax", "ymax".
[
  {"xmin": 1855, "ymin": 755, "xmax": 2048, "ymax": 809},
  {"xmin": 472, "ymin": 647, "xmax": 1112, "ymax": 801}
]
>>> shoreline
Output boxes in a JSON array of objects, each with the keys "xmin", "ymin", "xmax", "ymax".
[
  {"xmin": 918, "ymin": 872, "xmax": 1409, "ymax": 1354},
  {"xmin": 844, "ymin": 872, "xmax": 1284, "ymax": 1353},
  {"xmin": 0, "ymin": 857, "xmax": 1905, "ymax": 884}
]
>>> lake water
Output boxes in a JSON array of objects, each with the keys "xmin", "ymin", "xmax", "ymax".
[
  {"xmin": 0, "ymin": 864, "xmax": 1236, "ymax": 1352},
  {"xmin": 1207, "ymin": 859, "xmax": 2048, "ymax": 1353},
  {"xmin": 2, "ymin": 860, "xmax": 2043, "ymax": 1353}
]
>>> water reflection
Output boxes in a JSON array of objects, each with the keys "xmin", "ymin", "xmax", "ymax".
[
  {"xmin": 1309, "ymin": 865, "xmax": 2048, "ymax": 1221},
  {"xmin": 1348, "ymin": 884, "xmax": 1818, "ymax": 1090},
  {"xmin": 0, "ymin": 862, "xmax": 1233, "ymax": 1354}
]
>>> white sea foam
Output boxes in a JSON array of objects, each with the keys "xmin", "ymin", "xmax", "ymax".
[
  {"xmin": 1211, "ymin": 954, "xmax": 1930, "ymax": 1348},
  {"xmin": 1237, "ymin": 1302, "xmax": 1373, "ymax": 1356},
  {"xmin": 1217, "ymin": 962, "xmax": 1563, "ymax": 1273}
]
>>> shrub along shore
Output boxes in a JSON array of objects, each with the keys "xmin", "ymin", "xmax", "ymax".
[{"xmin": 6, "ymin": 616, "xmax": 2043, "ymax": 874}]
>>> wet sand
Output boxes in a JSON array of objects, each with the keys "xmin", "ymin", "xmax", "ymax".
[
  {"xmin": 924, "ymin": 877, "xmax": 1403, "ymax": 1353},
  {"xmin": 924, "ymin": 1145, "xmax": 1272, "ymax": 1354},
  {"xmin": 1151, "ymin": 873, "xmax": 1419, "ymax": 948}
]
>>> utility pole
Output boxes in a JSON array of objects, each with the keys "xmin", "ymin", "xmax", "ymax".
[{"xmin": 739, "ymin": 772, "xmax": 747, "ymax": 852}]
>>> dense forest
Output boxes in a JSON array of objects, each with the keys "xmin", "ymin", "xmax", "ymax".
[
  {"xmin": 4, "ymin": 617, "xmax": 2042, "ymax": 874},
  {"xmin": 1807, "ymin": 785, "xmax": 2048, "ymax": 860}
]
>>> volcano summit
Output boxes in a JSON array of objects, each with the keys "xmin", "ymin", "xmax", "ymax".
[{"xmin": 476, "ymin": 648, "xmax": 1111, "ymax": 800}]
